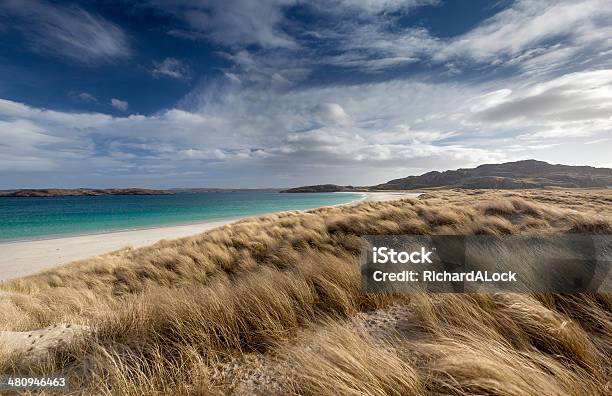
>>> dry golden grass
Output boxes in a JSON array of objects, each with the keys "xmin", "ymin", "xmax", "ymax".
[{"xmin": 0, "ymin": 189, "xmax": 610, "ymax": 395}]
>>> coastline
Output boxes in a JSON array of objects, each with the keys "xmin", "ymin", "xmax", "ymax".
[{"xmin": 0, "ymin": 191, "xmax": 418, "ymax": 282}]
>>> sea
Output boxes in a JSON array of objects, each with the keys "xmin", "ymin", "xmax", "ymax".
[{"xmin": 0, "ymin": 192, "xmax": 363, "ymax": 242}]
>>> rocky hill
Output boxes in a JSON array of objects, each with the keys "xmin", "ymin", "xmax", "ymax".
[{"xmin": 282, "ymin": 160, "xmax": 612, "ymax": 192}]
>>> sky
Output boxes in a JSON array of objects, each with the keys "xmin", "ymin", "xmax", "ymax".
[{"xmin": 0, "ymin": 0, "xmax": 611, "ymax": 189}]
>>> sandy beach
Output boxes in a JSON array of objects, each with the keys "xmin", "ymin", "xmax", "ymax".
[{"xmin": 0, "ymin": 191, "xmax": 418, "ymax": 282}]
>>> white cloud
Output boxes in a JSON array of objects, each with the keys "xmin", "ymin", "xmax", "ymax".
[
  {"xmin": 373, "ymin": 125, "xmax": 457, "ymax": 144},
  {"xmin": 0, "ymin": 117, "xmax": 84, "ymax": 171},
  {"xmin": 272, "ymin": 126, "xmax": 504, "ymax": 173},
  {"xmin": 302, "ymin": 0, "xmax": 438, "ymax": 18},
  {"xmin": 436, "ymin": 0, "xmax": 612, "ymax": 74},
  {"xmin": 71, "ymin": 92, "xmax": 98, "ymax": 103},
  {"xmin": 302, "ymin": 0, "xmax": 612, "ymax": 75},
  {"xmin": 153, "ymin": 0, "xmax": 298, "ymax": 48},
  {"xmin": 0, "ymin": 0, "xmax": 130, "ymax": 64},
  {"xmin": 322, "ymin": 25, "xmax": 439, "ymax": 72},
  {"xmin": 469, "ymin": 70, "xmax": 612, "ymax": 140},
  {"xmin": 308, "ymin": 103, "xmax": 350, "ymax": 126},
  {"xmin": 152, "ymin": 57, "xmax": 190, "ymax": 79},
  {"xmin": 330, "ymin": 0, "xmax": 437, "ymax": 13},
  {"xmin": 110, "ymin": 98, "xmax": 129, "ymax": 111},
  {"xmin": 0, "ymin": 99, "xmax": 34, "ymax": 118},
  {"xmin": 2, "ymin": 61, "xmax": 612, "ymax": 187},
  {"xmin": 217, "ymin": 49, "xmax": 310, "ymax": 87},
  {"xmin": 150, "ymin": 0, "xmax": 612, "ymax": 84},
  {"xmin": 0, "ymin": 75, "xmax": 504, "ymax": 186},
  {"xmin": 144, "ymin": 0, "xmax": 612, "ymax": 82}
]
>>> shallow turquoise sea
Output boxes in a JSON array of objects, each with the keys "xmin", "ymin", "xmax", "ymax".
[{"xmin": 0, "ymin": 192, "xmax": 363, "ymax": 241}]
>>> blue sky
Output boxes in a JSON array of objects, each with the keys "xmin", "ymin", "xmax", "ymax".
[{"xmin": 1, "ymin": 0, "xmax": 611, "ymax": 188}]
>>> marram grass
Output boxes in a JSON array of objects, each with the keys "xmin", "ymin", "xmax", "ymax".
[{"xmin": 0, "ymin": 189, "xmax": 610, "ymax": 395}]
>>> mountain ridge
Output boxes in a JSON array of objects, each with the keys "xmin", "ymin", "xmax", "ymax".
[{"xmin": 282, "ymin": 160, "xmax": 612, "ymax": 192}]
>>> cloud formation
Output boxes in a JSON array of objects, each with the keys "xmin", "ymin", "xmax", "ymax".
[
  {"xmin": 0, "ymin": 0, "xmax": 130, "ymax": 64},
  {"xmin": 71, "ymin": 92, "xmax": 98, "ymax": 103},
  {"xmin": 156, "ymin": 0, "xmax": 298, "ymax": 48},
  {"xmin": 3, "ymin": 60, "xmax": 612, "ymax": 188},
  {"xmin": 470, "ymin": 70, "xmax": 612, "ymax": 139},
  {"xmin": 1, "ymin": 0, "xmax": 612, "ymax": 187},
  {"xmin": 152, "ymin": 57, "xmax": 191, "ymax": 79},
  {"xmin": 110, "ymin": 98, "xmax": 129, "ymax": 111},
  {"xmin": 437, "ymin": 0, "xmax": 612, "ymax": 74}
]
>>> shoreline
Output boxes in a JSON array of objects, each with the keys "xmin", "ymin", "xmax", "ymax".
[
  {"xmin": 0, "ymin": 192, "xmax": 365, "ymax": 245},
  {"xmin": 0, "ymin": 192, "xmax": 419, "ymax": 282},
  {"xmin": 0, "ymin": 215, "xmax": 249, "ymax": 245}
]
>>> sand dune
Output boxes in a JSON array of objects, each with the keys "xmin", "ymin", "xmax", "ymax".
[
  {"xmin": 0, "ymin": 324, "xmax": 89, "ymax": 363},
  {"xmin": 0, "ymin": 189, "xmax": 609, "ymax": 395}
]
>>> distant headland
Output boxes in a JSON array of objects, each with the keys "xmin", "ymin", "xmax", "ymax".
[
  {"xmin": 282, "ymin": 160, "xmax": 612, "ymax": 192},
  {"xmin": 0, "ymin": 188, "xmax": 283, "ymax": 198},
  {"xmin": 0, "ymin": 188, "xmax": 285, "ymax": 198},
  {"xmin": 0, "ymin": 188, "xmax": 173, "ymax": 198}
]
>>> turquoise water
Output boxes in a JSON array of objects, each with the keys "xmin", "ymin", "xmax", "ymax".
[{"xmin": 0, "ymin": 192, "xmax": 363, "ymax": 241}]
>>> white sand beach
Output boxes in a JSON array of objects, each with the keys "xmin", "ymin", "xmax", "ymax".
[
  {"xmin": 0, "ymin": 191, "xmax": 419, "ymax": 282},
  {"xmin": 360, "ymin": 191, "xmax": 421, "ymax": 202}
]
